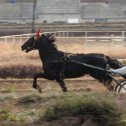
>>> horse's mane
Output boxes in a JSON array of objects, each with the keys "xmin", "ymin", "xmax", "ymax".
[
  {"xmin": 48, "ymin": 40, "xmax": 57, "ymax": 50},
  {"xmin": 45, "ymin": 33, "xmax": 58, "ymax": 51}
]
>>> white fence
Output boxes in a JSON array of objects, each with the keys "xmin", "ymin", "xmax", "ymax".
[{"xmin": 0, "ymin": 31, "xmax": 126, "ymax": 43}]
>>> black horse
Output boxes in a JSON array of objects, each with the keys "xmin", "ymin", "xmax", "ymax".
[{"xmin": 21, "ymin": 32, "xmax": 125, "ymax": 93}]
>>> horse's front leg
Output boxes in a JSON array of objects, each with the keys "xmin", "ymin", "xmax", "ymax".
[
  {"xmin": 56, "ymin": 78, "xmax": 67, "ymax": 92},
  {"xmin": 56, "ymin": 63, "xmax": 67, "ymax": 92},
  {"xmin": 33, "ymin": 72, "xmax": 48, "ymax": 93}
]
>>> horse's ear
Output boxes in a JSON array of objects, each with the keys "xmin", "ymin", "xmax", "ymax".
[{"xmin": 34, "ymin": 29, "xmax": 42, "ymax": 41}]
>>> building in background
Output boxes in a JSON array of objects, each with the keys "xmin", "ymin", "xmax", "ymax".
[{"xmin": 0, "ymin": 0, "xmax": 126, "ymax": 23}]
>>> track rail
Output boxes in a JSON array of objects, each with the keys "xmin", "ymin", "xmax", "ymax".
[{"xmin": 0, "ymin": 30, "xmax": 126, "ymax": 43}]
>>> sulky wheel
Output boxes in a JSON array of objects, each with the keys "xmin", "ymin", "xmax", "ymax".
[{"xmin": 114, "ymin": 80, "xmax": 126, "ymax": 93}]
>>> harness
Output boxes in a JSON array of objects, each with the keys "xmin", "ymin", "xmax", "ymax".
[
  {"xmin": 58, "ymin": 53, "xmax": 71, "ymax": 80},
  {"xmin": 56, "ymin": 53, "xmax": 110, "ymax": 80}
]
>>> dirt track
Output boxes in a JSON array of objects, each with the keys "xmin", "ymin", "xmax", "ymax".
[{"xmin": 0, "ymin": 78, "xmax": 107, "ymax": 95}]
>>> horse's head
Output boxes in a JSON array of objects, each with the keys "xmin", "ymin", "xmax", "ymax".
[
  {"xmin": 21, "ymin": 30, "xmax": 56, "ymax": 53},
  {"xmin": 21, "ymin": 29, "xmax": 41, "ymax": 53}
]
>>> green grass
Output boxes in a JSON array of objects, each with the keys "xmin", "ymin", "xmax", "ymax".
[
  {"xmin": 1, "ymin": 87, "xmax": 15, "ymax": 93},
  {"xmin": 0, "ymin": 92, "xmax": 125, "ymax": 126},
  {"xmin": 0, "ymin": 108, "xmax": 18, "ymax": 122},
  {"xmin": 18, "ymin": 94, "xmax": 43, "ymax": 104},
  {"xmin": 0, "ymin": 108, "xmax": 37, "ymax": 122},
  {"xmin": 41, "ymin": 93, "xmax": 122, "ymax": 126}
]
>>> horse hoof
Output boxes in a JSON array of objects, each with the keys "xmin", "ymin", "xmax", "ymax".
[
  {"xmin": 37, "ymin": 86, "xmax": 42, "ymax": 93},
  {"xmin": 63, "ymin": 88, "xmax": 67, "ymax": 92}
]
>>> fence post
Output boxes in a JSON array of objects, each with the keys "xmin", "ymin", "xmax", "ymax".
[
  {"xmin": 122, "ymin": 31, "xmax": 125, "ymax": 45},
  {"xmin": 4, "ymin": 37, "xmax": 7, "ymax": 43},
  {"xmin": 110, "ymin": 34, "xmax": 114, "ymax": 45},
  {"xmin": 12, "ymin": 36, "xmax": 15, "ymax": 43},
  {"xmin": 85, "ymin": 31, "xmax": 87, "ymax": 45},
  {"xmin": 19, "ymin": 36, "xmax": 22, "ymax": 43}
]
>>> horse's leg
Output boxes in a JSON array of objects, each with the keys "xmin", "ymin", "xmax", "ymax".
[
  {"xmin": 56, "ymin": 78, "xmax": 67, "ymax": 92},
  {"xmin": 104, "ymin": 79, "xmax": 114, "ymax": 91},
  {"xmin": 33, "ymin": 73, "xmax": 49, "ymax": 93},
  {"xmin": 55, "ymin": 66, "xmax": 67, "ymax": 92}
]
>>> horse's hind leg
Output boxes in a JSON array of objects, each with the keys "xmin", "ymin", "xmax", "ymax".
[{"xmin": 104, "ymin": 78, "xmax": 114, "ymax": 91}]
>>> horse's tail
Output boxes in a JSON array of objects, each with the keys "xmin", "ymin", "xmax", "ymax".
[
  {"xmin": 106, "ymin": 56, "xmax": 126, "ymax": 79},
  {"xmin": 106, "ymin": 56, "xmax": 124, "ymax": 69}
]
